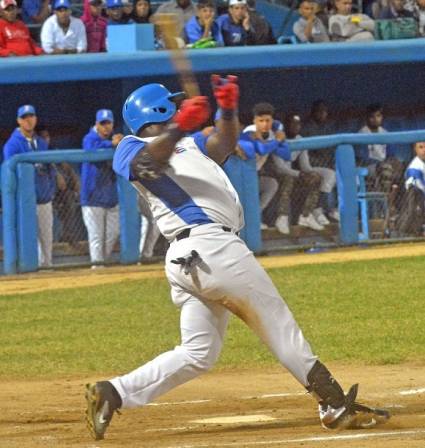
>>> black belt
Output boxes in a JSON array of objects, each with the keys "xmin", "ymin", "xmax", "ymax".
[{"xmin": 176, "ymin": 226, "xmax": 234, "ymax": 241}]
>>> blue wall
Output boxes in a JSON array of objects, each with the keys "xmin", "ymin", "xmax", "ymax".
[{"xmin": 2, "ymin": 40, "xmax": 425, "ymax": 150}]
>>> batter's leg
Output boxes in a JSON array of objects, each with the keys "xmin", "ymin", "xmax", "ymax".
[{"xmin": 109, "ymin": 294, "xmax": 230, "ymax": 408}]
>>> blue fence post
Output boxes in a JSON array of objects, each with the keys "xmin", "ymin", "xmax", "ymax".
[
  {"xmin": 16, "ymin": 163, "xmax": 38, "ymax": 272},
  {"xmin": 223, "ymin": 156, "xmax": 261, "ymax": 252},
  {"xmin": 117, "ymin": 176, "xmax": 140, "ymax": 264},
  {"xmin": 1, "ymin": 161, "xmax": 18, "ymax": 275},
  {"xmin": 336, "ymin": 144, "xmax": 359, "ymax": 244}
]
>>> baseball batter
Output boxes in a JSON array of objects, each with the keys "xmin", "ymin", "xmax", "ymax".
[{"xmin": 85, "ymin": 76, "xmax": 390, "ymax": 440}]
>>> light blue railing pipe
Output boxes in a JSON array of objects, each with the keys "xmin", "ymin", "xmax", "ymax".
[{"xmin": 2, "ymin": 129, "xmax": 425, "ymax": 274}]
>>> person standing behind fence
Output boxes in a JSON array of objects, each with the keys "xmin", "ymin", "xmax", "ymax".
[
  {"xmin": 81, "ymin": 109, "xmax": 124, "ymax": 268},
  {"xmin": 3, "ymin": 105, "xmax": 58, "ymax": 268}
]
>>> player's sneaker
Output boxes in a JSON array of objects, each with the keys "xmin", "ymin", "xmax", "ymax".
[
  {"xmin": 275, "ymin": 215, "xmax": 290, "ymax": 234},
  {"xmin": 328, "ymin": 209, "xmax": 340, "ymax": 221},
  {"xmin": 298, "ymin": 213, "xmax": 324, "ymax": 231},
  {"xmin": 313, "ymin": 208, "xmax": 330, "ymax": 226},
  {"xmin": 319, "ymin": 385, "xmax": 391, "ymax": 430},
  {"xmin": 85, "ymin": 381, "xmax": 122, "ymax": 440}
]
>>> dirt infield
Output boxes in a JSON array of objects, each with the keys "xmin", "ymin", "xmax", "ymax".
[
  {"xmin": 2, "ymin": 242, "xmax": 425, "ymax": 296},
  {"xmin": 1, "ymin": 364, "xmax": 424, "ymax": 448}
]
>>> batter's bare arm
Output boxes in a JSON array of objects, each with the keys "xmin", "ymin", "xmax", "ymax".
[
  {"xmin": 206, "ymin": 75, "xmax": 240, "ymax": 165},
  {"xmin": 131, "ymin": 97, "xmax": 211, "ymax": 180}
]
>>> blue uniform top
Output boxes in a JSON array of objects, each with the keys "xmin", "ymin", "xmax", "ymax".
[
  {"xmin": 80, "ymin": 127, "xmax": 118, "ymax": 208},
  {"xmin": 219, "ymin": 14, "xmax": 254, "ymax": 46},
  {"xmin": 21, "ymin": 0, "xmax": 41, "ymax": 23},
  {"xmin": 3, "ymin": 128, "xmax": 57, "ymax": 204},
  {"xmin": 184, "ymin": 15, "xmax": 223, "ymax": 44},
  {"xmin": 238, "ymin": 131, "xmax": 291, "ymax": 160}
]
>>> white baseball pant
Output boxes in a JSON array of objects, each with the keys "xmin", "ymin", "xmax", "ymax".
[
  {"xmin": 82, "ymin": 205, "xmax": 119, "ymax": 264},
  {"xmin": 37, "ymin": 201, "xmax": 53, "ymax": 268},
  {"xmin": 311, "ymin": 167, "xmax": 336, "ymax": 194},
  {"xmin": 110, "ymin": 223, "xmax": 317, "ymax": 408}
]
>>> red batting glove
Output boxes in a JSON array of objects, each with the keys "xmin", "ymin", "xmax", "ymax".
[
  {"xmin": 211, "ymin": 74, "xmax": 239, "ymax": 111},
  {"xmin": 173, "ymin": 96, "xmax": 211, "ymax": 132}
]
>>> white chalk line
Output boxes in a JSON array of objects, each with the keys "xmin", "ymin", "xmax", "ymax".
[
  {"xmin": 143, "ymin": 386, "xmax": 425, "ymax": 409},
  {"xmin": 399, "ymin": 387, "xmax": 425, "ymax": 395},
  {"xmin": 165, "ymin": 429, "xmax": 425, "ymax": 448}
]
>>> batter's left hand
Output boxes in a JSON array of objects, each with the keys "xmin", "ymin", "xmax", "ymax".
[{"xmin": 211, "ymin": 74, "xmax": 239, "ymax": 111}]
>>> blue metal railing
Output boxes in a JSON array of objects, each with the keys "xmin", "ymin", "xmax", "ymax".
[{"xmin": 2, "ymin": 129, "xmax": 425, "ymax": 275}]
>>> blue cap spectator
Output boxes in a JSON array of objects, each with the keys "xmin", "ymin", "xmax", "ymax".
[
  {"xmin": 17, "ymin": 104, "xmax": 36, "ymax": 118},
  {"xmin": 53, "ymin": 0, "xmax": 70, "ymax": 9},
  {"xmin": 107, "ymin": 0, "xmax": 123, "ymax": 8},
  {"xmin": 96, "ymin": 109, "xmax": 114, "ymax": 123}
]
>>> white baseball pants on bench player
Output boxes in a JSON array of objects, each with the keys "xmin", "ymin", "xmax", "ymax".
[
  {"xmin": 110, "ymin": 223, "xmax": 317, "ymax": 408},
  {"xmin": 82, "ymin": 205, "xmax": 120, "ymax": 264}
]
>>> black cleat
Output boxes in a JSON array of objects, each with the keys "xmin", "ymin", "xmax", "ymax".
[{"xmin": 85, "ymin": 381, "xmax": 122, "ymax": 440}]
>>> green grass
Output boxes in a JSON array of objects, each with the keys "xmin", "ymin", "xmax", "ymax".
[{"xmin": 1, "ymin": 256, "xmax": 424, "ymax": 378}]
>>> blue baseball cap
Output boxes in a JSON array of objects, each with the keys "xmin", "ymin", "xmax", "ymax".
[
  {"xmin": 96, "ymin": 109, "xmax": 114, "ymax": 123},
  {"xmin": 53, "ymin": 0, "xmax": 70, "ymax": 9},
  {"xmin": 106, "ymin": 0, "xmax": 123, "ymax": 8},
  {"xmin": 17, "ymin": 104, "xmax": 36, "ymax": 118}
]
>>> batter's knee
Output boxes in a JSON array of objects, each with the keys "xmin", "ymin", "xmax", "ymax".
[{"xmin": 183, "ymin": 342, "xmax": 222, "ymax": 372}]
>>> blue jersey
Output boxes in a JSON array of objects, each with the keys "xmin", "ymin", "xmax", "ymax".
[
  {"xmin": 219, "ymin": 14, "xmax": 254, "ymax": 46},
  {"xmin": 184, "ymin": 15, "xmax": 223, "ymax": 44},
  {"xmin": 113, "ymin": 134, "xmax": 244, "ymax": 241},
  {"xmin": 80, "ymin": 127, "xmax": 118, "ymax": 208},
  {"xmin": 3, "ymin": 128, "xmax": 56, "ymax": 204}
]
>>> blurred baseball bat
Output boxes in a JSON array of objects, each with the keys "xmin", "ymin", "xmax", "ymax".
[{"xmin": 156, "ymin": 13, "xmax": 200, "ymax": 98}]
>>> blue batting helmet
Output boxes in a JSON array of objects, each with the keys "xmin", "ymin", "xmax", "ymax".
[{"xmin": 122, "ymin": 84, "xmax": 185, "ymax": 135}]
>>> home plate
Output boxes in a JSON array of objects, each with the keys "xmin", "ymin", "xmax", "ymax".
[{"xmin": 191, "ymin": 414, "xmax": 277, "ymax": 425}]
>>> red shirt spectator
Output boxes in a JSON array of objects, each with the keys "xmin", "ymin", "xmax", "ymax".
[
  {"xmin": 81, "ymin": 0, "xmax": 107, "ymax": 52},
  {"xmin": 0, "ymin": 0, "xmax": 43, "ymax": 56}
]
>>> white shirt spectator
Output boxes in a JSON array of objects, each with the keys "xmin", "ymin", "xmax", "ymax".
[
  {"xmin": 358, "ymin": 125, "xmax": 387, "ymax": 162},
  {"xmin": 41, "ymin": 15, "xmax": 87, "ymax": 53}
]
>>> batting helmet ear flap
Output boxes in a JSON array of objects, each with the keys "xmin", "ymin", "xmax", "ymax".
[{"xmin": 122, "ymin": 84, "xmax": 185, "ymax": 135}]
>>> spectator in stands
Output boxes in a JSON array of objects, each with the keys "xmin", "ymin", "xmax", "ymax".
[
  {"xmin": 293, "ymin": 0, "xmax": 329, "ymax": 42},
  {"xmin": 106, "ymin": 0, "xmax": 133, "ymax": 24},
  {"xmin": 240, "ymin": 104, "xmax": 288, "ymax": 228},
  {"xmin": 81, "ymin": 109, "xmax": 123, "ymax": 267},
  {"xmin": 131, "ymin": 0, "xmax": 152, "ymax": 23},
  {"xmin": 220, "ymin": 0, "xmax": 256, "ymax": 46},
  {"xmin": 0, "ymin": 0, "xmax": 43, "ymax": 56},
  {"xmin": 329, "ymin": 0, "xmax": 375, "ymax": 41},
  {"xmin": 184, "ymin": 0, "xmax": 223, "ymax": 45},
  {"xmin": 41, "ymin": 0, "xmax": 87, "ymax": 54},
  {"xmin": 38, "ymin": 125, "xmax": 85, "ymax": 249},
  {"xmin": 246, "ymin": 0, "xmax": 276, "ymax": 44},
  {"xmin": 357, "ymin": 103, "xmax": 404, "ymax": 212},
  {"xmin": 396, "ymin": 141, "xmax": 425, "ymax": 235},
  {"xmin": 123, "ymin": 0, "xmax": 134, "ymax": 20},
  {"xmin": 284, "ymin": 113, "xmax": 339, "ymax": 223},
  {"xmin": 302, "ymin": 100, "xmax": 336, "ymax": 169},
  {"xmin": 414, "ymin": 0, "xmax": 425, "ymax": 34},
  {"xmin": 378, "ymin": 0, "xmax": 414, "ymax": 17},
  {"xmin": 153, "ymin": 0, "xmax": 196, "ymax": 37},
  {"xmin": 82, "ymin": 0, "xmax": 107, "ymax": 52},
  {"xmin": 3, "ymin": 105, "xmax": 59, "ymax": 268},
  {"xmin": 239, "ymin": 103, "xmax": 292, "ymax": 230},
  {"xmin": 270, "ymin": 114, "xmax": 326, "ymax": 234},
  {"xmin": 21, "ymin": 0, "xmax": 49, "ymax": 24}
]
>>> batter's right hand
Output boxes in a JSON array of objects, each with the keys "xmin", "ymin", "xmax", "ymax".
[{"xmin": 173, "ymin": 96, "xmax": 211, "ymax": 132}]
